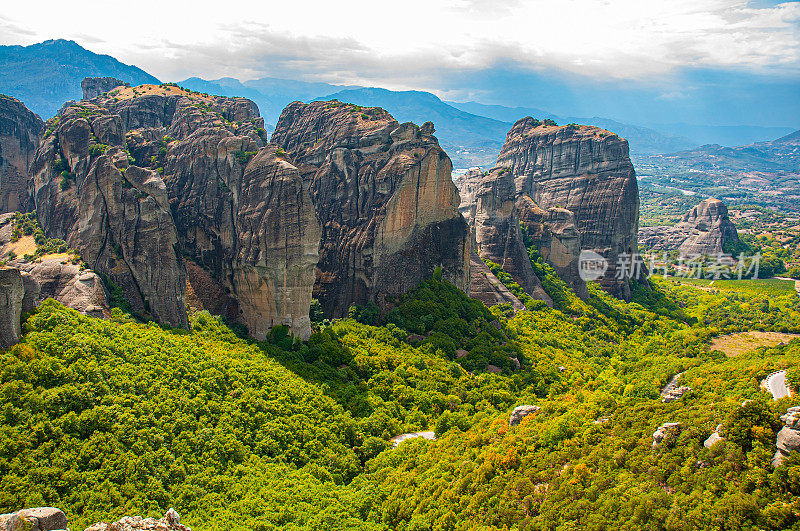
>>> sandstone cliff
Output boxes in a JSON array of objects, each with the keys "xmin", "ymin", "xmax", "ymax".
[
  {"xmin": 496, "ymin": 119, "xmax": 642, "ymax": 300},
  {"xmin": 272, "ymin": 101, "xmax": 469, "ymax": 316},
  {"xmin": 454, "ymin": 168, "xmax": 483, "ymax": 220},
  {"xmin": 639, "ymin": 198, "xmax": 739, "ymax": 256},
  {"xmin": 0, "ymin": 267, "xmax": 24, "ymax": 348},
  {"xmin": 0, "ymin": 95, "xmax": 43, "ymax": 213}
]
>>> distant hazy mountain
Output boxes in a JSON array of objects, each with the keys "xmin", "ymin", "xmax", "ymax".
[
  {"xmin": 0, "ymin": 39, "xmax": 159, "ymax": 118},
  {"xmin": 648, "ymin": 129, "xmax": 800, "ymax": 173},
  {"xmin": 448, "ymin": 101, "xmax": 697, "ymax": 155},
  {"xmin": 647, "ymin": 123, "xmax": 797, "ymax": 148},
  {"xmin": 319, "ymin": 88, "xmax": 511, "ymax": 167},
  {"xmin": 179, "ymin": 76, "xmax": 362, "ymax": 126}
]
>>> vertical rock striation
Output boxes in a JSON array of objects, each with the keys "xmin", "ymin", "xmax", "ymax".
[
  {"xmin": 0, "ymin": 267, "xmax": 24, "ymax": 348},
  {"xmin": 0, "ymin": 95, "xmax": 43, "ymax": 213},
  {"xmin": 496, "ymin": 119, "xmax": 642, "ymax": 300},
  {"xmin": 28, "ymin": 83, "xmax": 322, "ymax": 338},
  {"xmin": 272, "ymin": 101, "xmax": 469, "ymax": 316}
]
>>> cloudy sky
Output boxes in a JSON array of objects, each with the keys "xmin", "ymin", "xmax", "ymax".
[{"xmin": 2, "ymin": 0, "xmax": 799, "ymax": 125}]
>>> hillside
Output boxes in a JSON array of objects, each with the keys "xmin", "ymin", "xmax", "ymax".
[
  {"xmin": 0, "ymin": 40, "xmax": 159, "ymax": 118},
  {"xmin": 3, "ymin": 267, "xmax": 800, "ymax": 529}
]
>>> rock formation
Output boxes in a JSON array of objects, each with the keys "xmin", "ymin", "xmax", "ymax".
[
  {"xmin": 773, "ymin": 406, "xmax": 800, "ymax": 467},
  {"xmin": 496, "ymin": 119, "xmax": 642, "ymax": 300},
  {"xmin": 0, "ymin": 213, "xmax": 108, "ymax": 317},
  {"xmin": 28, "ymin": 83, "xmax": 320, "ymax": 338},
  {"xmin": 509, "ymin": 405, "xmax": 540, "ymax": 426},
  {"xmin": 468, "ymin": 251, "xmax": 525, "ymax": 310},
  {"xmin": 81, "ymin": 77, "xmax": 126, "ymax": 100},
  {"xmin": 454, "ymin": 168, "xmax": 483, "ymax": 220},
  {"xmin": 470, "ymin": 168, "xmax": 552, "ymax": 304},
  {"xmin": 0, "ymin": 507, "xmax": 67, "ymax": 531},
  {"xmin": 639, "ymin": 198, "xmax": 740, "ymax": 256},
  {"xmin": 0, "ymin": 267, "xmax": 24, "ymax": 348},
  {"xmin": 704, "ymin": 424, "xmax": 724, "ymax": 448},
  {"xmin": 271, "ymin": 101, "xmax": 469, "ymax": 316},
  {"xmin": 516, "ymin": 195, "xmax": 587, "ymax": 298},
  {"xmin": 0, "ymin": 95, "xmax": 43, "ymax": 213},
  {"xmin": 652, "ymin": 421, "xmax": 681, "ymax": 447},
  {"xmin": 86, "ymin": 508, "xmax": 189, "ymax": 531}
]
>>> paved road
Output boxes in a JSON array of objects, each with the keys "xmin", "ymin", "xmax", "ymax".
[{"xmin": 764, "ymin": 370, "xmax": 793, "ymax": 400}]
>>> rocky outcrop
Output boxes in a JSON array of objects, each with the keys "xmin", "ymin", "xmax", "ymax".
[
  {"xmin": 0, "ymin": 95, "xmax": 43, "ymax": 213},
  {"xmin": 509, "ymin": 405, "xmax": 540, "ymax": 426},
  {"xmin": 0, "ymin": 213, "xmax": 108, "ymax": 317},
  {"xmin": 272, "ymin": 101, "xmax": 469, "ymax": 316},
  {"xmin": 86, "ymin": 509, "xmax": 188, "ymax": 531},
  {"xmin": 28, "ymin": 84, "xmax": 320, "ymax": 338},
  {"xmin": 454, "ymin": 168, "xmax": 483, "ymax": 220},
  {"xmin": 30, "ymin": 102, "xmax": 187, "ymax": 328},
  {"xmin": 773, "ymin": 406, "xmax": 800, "ymax": 467},
  {"xmin": 469, "ymin": 251, "xmax": 525, "ymax": 310},
  {"xmin": 81, "ymin": 77, "xmax": 126, "ymax": 100},
  {"xmin": 516, "ymin": 195, "xmax": 586, "ymax": 298},
  {"xmin": 0, "ymin": 267, "xmax": 24, "ymax": 348},
  {"xmin": 639, "ymin": 198, "xmax": 739, "ymax": 256},
  {"xmin": 704, "ymin": 424, "xmax": 724, "ymax": 448},
  {"xmin": 496, "ymin": 119, "xmax": 642, "ymax": 300},
  {"xmin": 470, "ymin": 168, "xmax": 551, "ymax": 305},
  {"xmin": 0, "ymin": 507, "xmax": 66, "ymax": 531},
  {"xmin": 652, "ymin": 421, "xmax": 681, "ymax": 447}
]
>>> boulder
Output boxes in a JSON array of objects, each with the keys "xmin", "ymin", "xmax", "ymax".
[
  {"xmin": 0, "ymin": 268, "xmax": 24, "ymax": 348},
  {"xmin": 509, "ymin": 405, "xmax": 540, "ymax": 426},
  {"xmin": 652, "ymin": 422, "xmax": 681, "ymax": 447},
  {"xmin": 704, "ymin": 430, "xmax": 724, "ymax": 449},
  {"xmin": 0, "ymin": 95, "xmax": 43, "ymax": 213},
  {"xmin": 0, "ymin": 508, "xmax": 67, "ymax": 531},
  {"xmin": 776, "ymin": 426, "xmax": 800, "ymax": 453},
  {"xmin": 780, "ymin": 406, "xmax": 800, "ymax": 429},
  {"xmin": 272, "ymin": 101, "xmax": 470, "ymax": 317},
  {"xmin": 662, "ymin": 386, "xmax": 692, "ymax": 403}
]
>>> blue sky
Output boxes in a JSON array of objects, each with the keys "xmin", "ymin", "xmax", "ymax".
[{"xmin": 1, "ymin": 0, "xmax": 798, "ymax": 126}]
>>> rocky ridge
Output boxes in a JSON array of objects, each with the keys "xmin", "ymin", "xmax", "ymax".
[
  {"xmin": 272, "ymin": 100, "xmax": 469, "ymax": 316},
  {"xmin": 639, "ymin": 198, "xmax": 739, "ymax": 256},
  {"xmin": 773, "ymin": 406, "xmax": 800, "ymax": 467},
  {"xmin": 0, "ymin": 95, "xmax": 43, "ymax": 213}
]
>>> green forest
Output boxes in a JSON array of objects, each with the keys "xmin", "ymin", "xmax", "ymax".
[{"xmin": 2, "ymin": 266, "xmax": 800, "ymax": 529}]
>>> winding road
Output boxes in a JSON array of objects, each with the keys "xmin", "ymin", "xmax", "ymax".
[{"xmin": 764, "ymin": 370, "xmax": 793, "ymax": 400}]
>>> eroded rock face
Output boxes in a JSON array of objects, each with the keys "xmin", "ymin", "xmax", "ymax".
[
  {"xmin": 774, "ymin": 406, "xmax": 800, "ymax": 466},
  {"xmin": 468, "ymin": 251, "xmax": 525, "ymax": 311},
  {"xmin": 30, "ymin": 103, "xmax": 187, "ymax": 328},
  {"xmin": 28, "ymin": 84, "xmax": 319, "ymax": 338},
  {"xmin": 468, "ymin": 168, "xmax": 552, "ymax": 305},
  {"xmin": 272, "ymin": 101, "xmax": 469, "ymax": 316},
  {"xmin": 0, "ymin": 267, "xmax": 24, "ymax": 348},
  {"xmin": 454, "ymin": 168, "xmax": 484, "ymax": 220},
  {"xmin": 496, "ymin": 119, "xmax": 642, "ymax": 300},
  {"xmin": 0, "ymin": 95, "xmax": 43, "ymax": 213},
  {"xmin": 639, "ymin": 198, "xmax": 739, "ymax": 257},
  {"xmin": 81, "ymin": 77, "xmax": 126, "ymax": 100},
  {"xmin": 516, "ymin": 195, "xmax": 587, "ymax": 299},
  {"xmin": 652, "ymin": 422, "xmax": 681, "ymax": 447}
]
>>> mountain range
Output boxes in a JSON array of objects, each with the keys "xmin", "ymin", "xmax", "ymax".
[
  {"xmin": 0, "ymin": 39, "xmax": 159, "ymax": 118},
  {"xmin": 0, "ymin": 39, "xmax": 796, "ymax": 168}
]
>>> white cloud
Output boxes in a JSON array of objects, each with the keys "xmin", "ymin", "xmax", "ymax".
[{"xmin": 0, "ymin": 0, "xmax": 798, "ymax": 85}]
